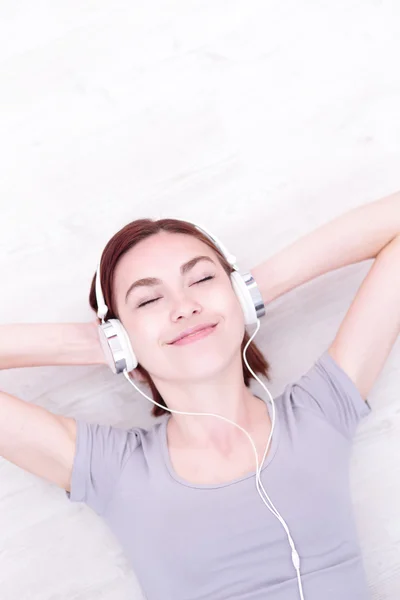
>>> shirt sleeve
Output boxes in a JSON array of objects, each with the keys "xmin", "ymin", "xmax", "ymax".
[
  {"xmin": 290, "ymin": 349, "xmax": 372, "ymax": 440},
  {"xmin": 65, "ymin": 420, "xmax": 142, "ymax": 515}
]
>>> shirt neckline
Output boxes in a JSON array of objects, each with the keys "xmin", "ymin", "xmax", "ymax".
[{"xmin": 158, "ymin": 385, "xmax": 281, "ymax": 489}]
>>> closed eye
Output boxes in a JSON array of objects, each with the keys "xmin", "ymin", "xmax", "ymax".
[
  {"xmin": 195, "ymin": 275, "xmax": 214, "ymax": 284},
  {"xmin": 137, "ymin": 275, "xmax": 215, "ymax": 308}
]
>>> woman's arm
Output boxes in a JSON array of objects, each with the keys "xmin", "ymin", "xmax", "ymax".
[
  {"xmin": 0, "ymin": 391, "xmax": 76, "ymax": 492},
  {"xmin": 251, "ymin": 190, "xmax": 400, "ymax": 305},
  {"xmin": 250, "ymin": 190, "xmax": 400, "ymax": 402},
  {"xmin": 0, "ymin": 321, "xmax": 105, "ymax": 491},
  {"xmin": 0, "ymin": 321, "xmax": 106, "ymax": 370}
]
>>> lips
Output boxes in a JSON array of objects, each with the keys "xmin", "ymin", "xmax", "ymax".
[{"xmin": 169, "ymin": 323, "xmax": 217, "ymax": 344}]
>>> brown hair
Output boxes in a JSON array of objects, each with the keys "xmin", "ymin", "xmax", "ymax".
[{"xmin": 89, "ymin": 218, "xmax": 271, "ymax": 417}]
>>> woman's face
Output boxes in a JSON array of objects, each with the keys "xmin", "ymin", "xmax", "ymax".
[{"xmin": 113, "ymin": 231, "xmax": 246, "ymax": 382}]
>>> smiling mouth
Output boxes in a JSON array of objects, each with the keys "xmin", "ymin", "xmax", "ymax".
[{"xmin": 169, "ymin": 323, "xmax": 218, "ymax": 345}]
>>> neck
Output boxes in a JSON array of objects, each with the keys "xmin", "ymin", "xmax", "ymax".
[{"xmin": 152, "ymin": 353, "xmax": 266, "ymax": 452}]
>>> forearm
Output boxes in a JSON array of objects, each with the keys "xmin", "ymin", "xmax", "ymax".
[
  {"xmin": 251, "ymin": 190, "xmax": 400, "ymax": 305},
  {"xmin": 0, "ymin": 322, "xmax": 105, "ymax": 370}
]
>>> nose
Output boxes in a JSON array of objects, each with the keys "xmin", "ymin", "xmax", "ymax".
[{"xmin": 169, "ymin": 292, "xmax": 203, "ymax": 322}]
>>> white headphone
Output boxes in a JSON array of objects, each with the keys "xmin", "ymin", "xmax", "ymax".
[{"xmin": 94, "ymin": 219, "xmax": 305, "ymax": 600}]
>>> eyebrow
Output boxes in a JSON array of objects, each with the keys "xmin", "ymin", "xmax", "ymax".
[{"xmin": 125, "ymin": 255, "xmax": 216, "ymax": 303}]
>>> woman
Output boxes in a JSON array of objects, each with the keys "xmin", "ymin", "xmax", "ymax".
[{"xmin": 1, "ymin": 194, "xmax": 399, "ymax": 600}]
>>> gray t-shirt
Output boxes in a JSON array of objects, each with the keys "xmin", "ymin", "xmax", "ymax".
[{"xmin": 66, "ymin": 349, "xmax": 372, "ymax": 600}]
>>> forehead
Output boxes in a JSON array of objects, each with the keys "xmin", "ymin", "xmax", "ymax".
[{"xmin": 114, "ymin": 231, "xmax": 217, "ymax": 288}]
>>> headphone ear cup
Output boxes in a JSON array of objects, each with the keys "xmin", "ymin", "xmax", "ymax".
[
  {"xmin": 230, "ymin": 271, "xmax": 258, "ymax": 326},
  {"xmin": 97, "ymin": 319, "xmax": 138, "ymax": 374}
]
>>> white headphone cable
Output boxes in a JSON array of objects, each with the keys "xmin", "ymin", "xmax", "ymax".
[{"xmin": 122, "ymin": 318, "xmax": 305, "ymax": 600}]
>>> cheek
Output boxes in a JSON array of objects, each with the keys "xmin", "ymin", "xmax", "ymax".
[
  {"xmin": 121, "ymin": 312, "xmax": 159, "ymax": 354},
  {"xmin": 225, "ymin": 287, "xmax": 246, "ymax": 322},
  {"xmin": 213, "ymin": 283, "xmax": 239, "ymax": 312},
  {"xmin": 225, "ymin": 294, "xmax": 247, "ymax": 343}
]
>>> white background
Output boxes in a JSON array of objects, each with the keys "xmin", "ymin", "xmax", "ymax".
[{"xmin": 0, "ymin": 1, "xmax": 399, "ymax": 598}]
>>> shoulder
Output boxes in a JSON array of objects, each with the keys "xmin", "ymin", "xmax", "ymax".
[
  {"xmin": 123, "ymin": 418, "xmax": 166, "ymax": 457},
  {"xmin": 279, "ymin": 350, "xmax": 371, "ymax": 440},
  {"xmin": 66, "ymin": 417, "xmax": 166, "ymax": 514}
]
